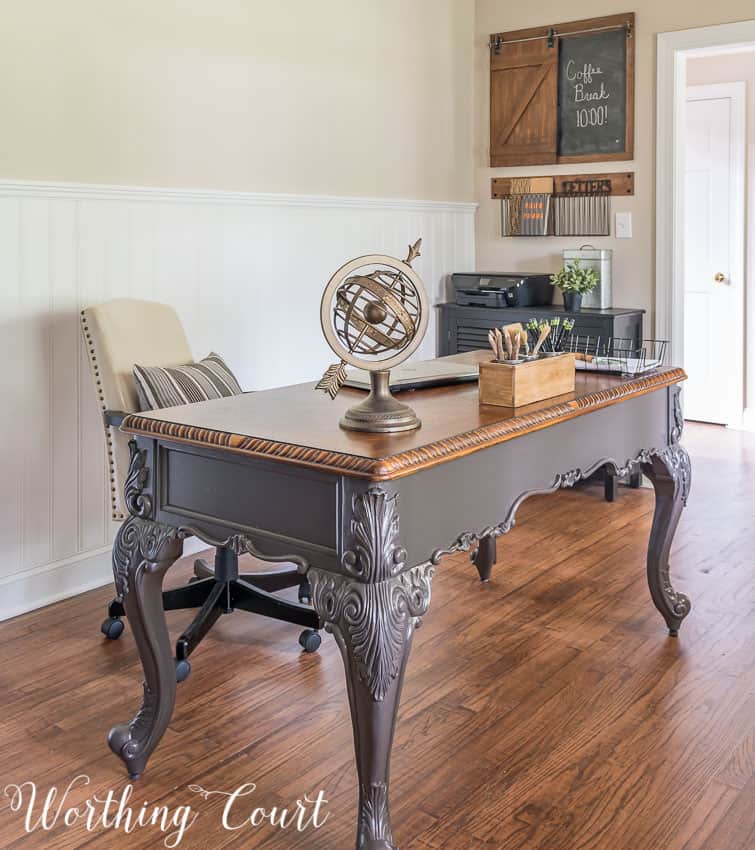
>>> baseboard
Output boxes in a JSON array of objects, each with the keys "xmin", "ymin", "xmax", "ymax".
[
  {"xmin": 736, "ymin": 408, "xmax": 755, "ymax": 432},
  {"xmin": 0, "ymin": 546, "xmax": 114, "ymax": 623},
  {"xmin": 0, "ymin": 536, "xmax": 211, "ymax": 623}
]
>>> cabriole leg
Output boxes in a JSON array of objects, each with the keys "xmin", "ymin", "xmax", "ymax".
[
  {"xmin": 107, "ymin": 515, "xmax": 183, "ymax": 779},
  {"xmin": 310, "ymin": 487, "xmax": 434, "ymax": 850},
  {"xmin": 642, "ymin": 445, "xmax": 692, "ymax": 636}
]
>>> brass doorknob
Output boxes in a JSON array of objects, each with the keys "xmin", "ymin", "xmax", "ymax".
[{"xmin": 714, "ymin": 272, "xmax": 726, "ymax": 283}]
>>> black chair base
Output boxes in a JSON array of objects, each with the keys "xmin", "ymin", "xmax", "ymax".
[
  {"xmin": 602, "ymin": 462, "xmax": 643, "ymax": 502},
  {"xmin": 102, "ymin": 548, "xmax": 321, "ymax": 680},
  {"xmin": 572, "ymin": 461, "xmax": 643, "ymax": 503}
]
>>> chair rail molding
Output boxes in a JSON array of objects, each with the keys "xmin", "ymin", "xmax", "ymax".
[
  {"xmin": 0, "ymin": 179, "xmax": 478, "ymax": 213},
  {"xmin": 0, "ymin": 179, "xmax": 476, "ymax": 620}
]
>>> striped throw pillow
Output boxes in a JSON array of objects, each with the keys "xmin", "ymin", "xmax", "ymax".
[{"xmin": 133, "ymin": 352, "xmax": 243, "ymax": 411}]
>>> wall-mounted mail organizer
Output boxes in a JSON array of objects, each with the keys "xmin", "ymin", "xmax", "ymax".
[{"xmin": 492, "ymin": 173, "xmax": 634, "ymax": 238}]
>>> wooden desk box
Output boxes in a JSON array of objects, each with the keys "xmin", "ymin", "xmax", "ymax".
[{"xmin": 479, "ymin": 354, "xmax": 576, "ymax": 407}]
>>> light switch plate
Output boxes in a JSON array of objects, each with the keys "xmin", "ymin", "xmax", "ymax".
[{"xmin": 615, "ymin": 211, "xmax": 632, "ymax": 238}]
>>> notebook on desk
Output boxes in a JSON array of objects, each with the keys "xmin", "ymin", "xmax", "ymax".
[{"xmin": 343, "ymin": 358, "xmax": 479, "ymax": 392}]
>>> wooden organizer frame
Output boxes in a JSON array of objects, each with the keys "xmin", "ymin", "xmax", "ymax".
[{"xmin": 492, "ymin": 172, "xmax": 634, "ymax": 199}]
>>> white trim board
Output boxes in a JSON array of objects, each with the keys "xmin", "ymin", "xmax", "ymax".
[
  {"xmin": 656, "ymin": 21, "xmax": 755, "ymax": 427},
  {"xmin": 0, "ymin": 179, "xmax": 478, "ymax": 214}
]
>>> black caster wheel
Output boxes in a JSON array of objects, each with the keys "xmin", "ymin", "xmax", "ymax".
[
  {"xmin": 298, "ymin": 580, "xmax": 312, "ymax": 605},
  {"xmin": 299, "ymin": 629, "xmax": 321, "ymax": 653},
  {"xmin": 101, "ymin": 617, "xmax": 125, "ymax": 640},
  {"xmin": 175, "ymin": 659, "xmax": 191, "ymax": 683}
]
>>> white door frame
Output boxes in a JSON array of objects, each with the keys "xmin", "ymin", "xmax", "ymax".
[{"xmin": 656, "ymin": 20, "xmax": 754, "ymax": 426}]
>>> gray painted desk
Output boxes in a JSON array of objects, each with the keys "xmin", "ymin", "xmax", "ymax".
[{"xmin": 109, "ymin": 356, "xmax": 691, "ymax": 850}]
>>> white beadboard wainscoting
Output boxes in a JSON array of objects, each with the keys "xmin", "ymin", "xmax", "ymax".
[{"xmin": 0, "ymin": 180, "xmax": 476, "ymax": 621}]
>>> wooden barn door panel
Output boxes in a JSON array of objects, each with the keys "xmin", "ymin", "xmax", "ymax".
[{"xmin": 490, "ymin": 42, "xmax": 557, "ymax": 167}]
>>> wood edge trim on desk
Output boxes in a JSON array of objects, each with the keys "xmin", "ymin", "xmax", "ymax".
[{"xmin": 121, "ymin": 368, "xmax": 687, "ymax": 481}]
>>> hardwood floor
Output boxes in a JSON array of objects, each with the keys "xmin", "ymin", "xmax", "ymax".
[{"xmin": 0, "ymin": 422, "xmax": 752, "ymax": 849}]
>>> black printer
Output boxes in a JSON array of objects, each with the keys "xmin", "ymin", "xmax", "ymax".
[{"xmin": 452, "ymin": 272, "xmax": 554, "ymax": 309}]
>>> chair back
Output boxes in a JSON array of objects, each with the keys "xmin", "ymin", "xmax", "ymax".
[{"xmin": 81, "ymin": 299, "xmax": 192, "ymax": 521}]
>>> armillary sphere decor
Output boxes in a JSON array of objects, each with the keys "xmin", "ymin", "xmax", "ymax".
[{"xmin": 316, "ymin": 239, "xmax": 429, "ymax": 433}]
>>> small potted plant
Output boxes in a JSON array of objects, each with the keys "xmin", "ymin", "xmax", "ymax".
[{"xmin": 550, "ymin": 259, "xmax": 598, "ymax": 312}]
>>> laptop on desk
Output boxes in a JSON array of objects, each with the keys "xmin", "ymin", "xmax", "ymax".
[{"xmin": 343, "ymin": 357, "xmax": 479, "ymax": 392}]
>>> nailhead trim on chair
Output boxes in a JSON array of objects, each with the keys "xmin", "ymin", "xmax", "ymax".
[{"xmin": 80, "ymin": 309, "xmax": 125, "ymax": 521}]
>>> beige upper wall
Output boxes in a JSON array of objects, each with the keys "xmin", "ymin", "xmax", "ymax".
[
  {"xmin": 0, "ymin": 0, "xmax": 475, "ymax": 201},
  {"xmin": 474, "ymin": 1, "xmax": 755, "ymax": 327}
]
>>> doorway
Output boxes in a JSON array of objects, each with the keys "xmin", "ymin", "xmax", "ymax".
[
  {"xmin": 683, "ymin": 80, "xmax": 745, "ymax": 424},
  {"xmin": 656, "ymin": 22, "xmax": 755, "ymax": 430}
]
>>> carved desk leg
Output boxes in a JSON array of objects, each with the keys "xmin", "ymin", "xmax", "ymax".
[
  {"xmin": 642, "ymin": 442, "xmax": 692, "ymax": 636},
  {"xmin": 108, "ymin": 515, "xmax": 183, "ymax": 779},
  {"xmin": 310, "ymin": 488, "xmax": 435, "ymax": 850}
]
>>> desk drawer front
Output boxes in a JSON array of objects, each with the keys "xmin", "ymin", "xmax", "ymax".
[{"xmin": 158, "ymin": 445, "xmax": 338, "ymax": 551}]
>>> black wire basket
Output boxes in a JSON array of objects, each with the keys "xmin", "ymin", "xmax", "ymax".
[{"xmin": 565, "ymin": 335, "xmax": 668, "ymax": 377}]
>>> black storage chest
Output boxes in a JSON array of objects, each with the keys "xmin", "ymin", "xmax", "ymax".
[{"xmin": 437, "ymin": 303, "xmax": 644, "ymax": 356}]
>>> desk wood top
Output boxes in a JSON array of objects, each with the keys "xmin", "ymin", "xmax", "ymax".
[{"xmin": 122, "ymin": 352, "xmax": 686, "ymax": 481}]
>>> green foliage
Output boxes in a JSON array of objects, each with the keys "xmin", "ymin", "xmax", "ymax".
[{"xmin": 550, "ymin": 259, "xmax": 599, "ymax": 295}]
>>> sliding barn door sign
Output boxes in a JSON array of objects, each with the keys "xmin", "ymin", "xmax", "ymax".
[{"xmin": 489, "ymin": 13, "xmax": 635, "ymax": 166}]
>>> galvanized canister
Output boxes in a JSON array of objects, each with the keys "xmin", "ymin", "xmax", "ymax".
[{"xmin": 562, "ymin": 246, "xmax": 613, "ymax": 309}]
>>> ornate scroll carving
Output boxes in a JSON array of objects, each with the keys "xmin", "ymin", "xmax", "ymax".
[
  {"xmin": 311, "ymin": 561, "xmax": 434, "ymax": 702},
  {"xmin": 114, "ymin": 682, "xmax": 157, "ymax": 765},
  {"xmin": 112, "ymin": 515, "xmax": 182, "ymax": 600},
  {"xmin": 655, "ymin": 443, "xmax": 692, "ymax": 506},
  {"xmin": 660, "ymin": 548, "xmax": 691, "ymax": 619},
  {"xmin": 309, "ymin": 487, "xmax": 433, "ymax": 702},
  {"xmin": 342, "ymin": 488, "xmax": 407, "ymax": 581},
  {"xmin": 670, "ymin": 384, "xmax": 684, "ymax": 445},
  {"xmin": 124, "ymin": 439, "xmax": 153, "ymax": 518},
  {"xmin": 657, "ymin": 385, "xmax": 691, "ymax": 506},
  {"xmin": 431, "ymin": 519, "xmax": 515, "ymax": 565},
  {"xmin": 358, "ymin": 782, "xmax": 393, "ymax": 848}
]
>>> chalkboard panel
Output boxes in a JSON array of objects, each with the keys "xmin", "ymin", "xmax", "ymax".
[{"xmin": 558, "ymin": 28, "xmax": 627, "ymax": 157}]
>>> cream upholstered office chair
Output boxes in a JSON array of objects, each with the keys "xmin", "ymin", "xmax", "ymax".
[{"xmin": 81, "ymin": 299, "xmax": 320, "ymax": 681}]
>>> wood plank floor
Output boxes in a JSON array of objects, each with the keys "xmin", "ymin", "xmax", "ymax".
[{"xmin": 0, "ymin": 422, "xmax": 752, "ymax": 849}]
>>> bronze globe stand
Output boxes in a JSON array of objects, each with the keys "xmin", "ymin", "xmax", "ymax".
[
  {"xmin": 340, "ymin": 370, "xmax": 421, "ymax": 433},
  {"xmin": 316, "ymin": 239, "xmax": 428, "ymax": 434}
]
